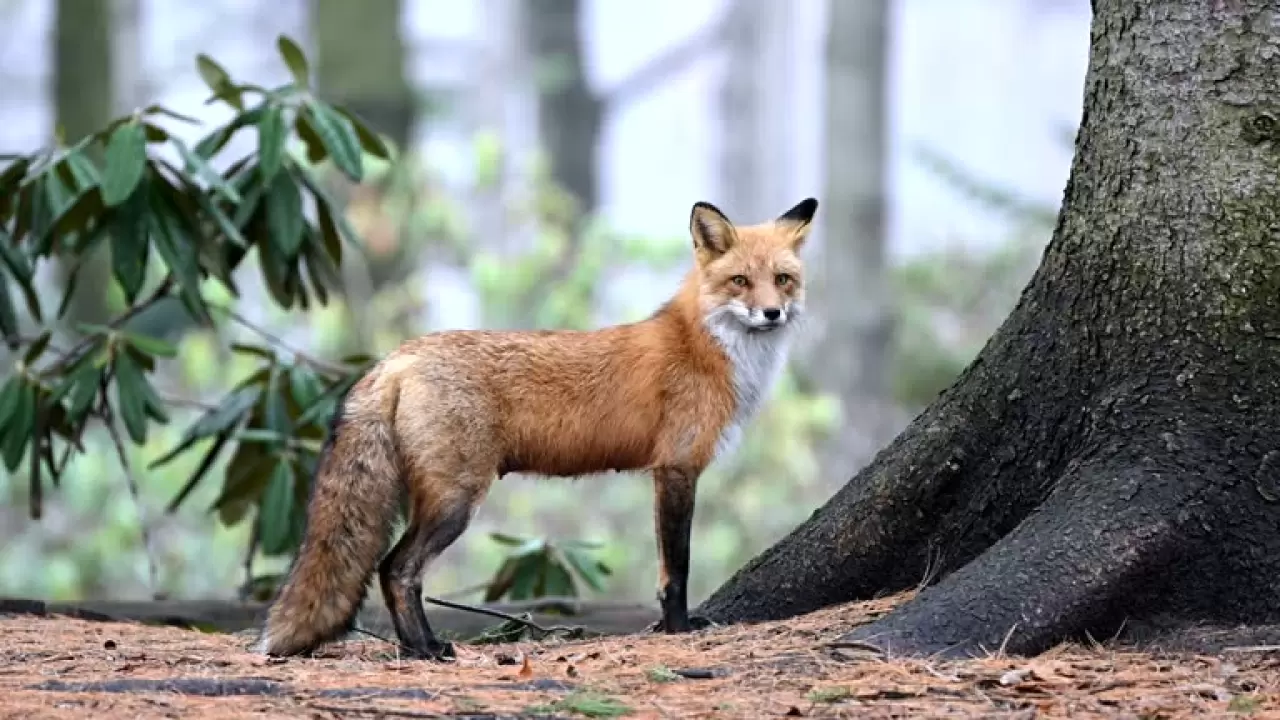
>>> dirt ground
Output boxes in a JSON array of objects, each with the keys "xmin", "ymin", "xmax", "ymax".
[{"xmin": 3, "ymin": 593, "xmax": 1279, "ymax": 719}]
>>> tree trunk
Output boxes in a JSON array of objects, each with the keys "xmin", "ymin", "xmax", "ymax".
[
  {"xmin": 809, "ymin": 0, "xmax": 896, "ymax": 482},
  {"xmin": 523, "ymin": 0, "xmax": 601, "ymax": 219},
  {"xmin": 311, "ymin": 0, "xmax": 414, "ymax": 148},
  {"xmin": 696, "ymin": 0, "xmax": 1280, "ymax": 658},
  {"xmin": 52, "ymin": 0, "xmax": 114, "ymax": 329}
]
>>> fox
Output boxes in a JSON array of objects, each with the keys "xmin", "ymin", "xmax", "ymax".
[{"xmin": 256, "ymin": 196, "xmax": 819, "ymax": 660}]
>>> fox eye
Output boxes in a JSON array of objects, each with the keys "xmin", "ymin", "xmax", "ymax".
[
  {"xmin": 730, "ymin": 275, "xmax": 749, "ymax": 287},
  {"xmin": 775, "ymin": 273, "xmax": 792, "ymax": 286}
]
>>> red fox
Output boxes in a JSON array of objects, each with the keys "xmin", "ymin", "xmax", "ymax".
[{"xmin": 257, "ymin": 197, "xmax": 819, "ymax": 660}]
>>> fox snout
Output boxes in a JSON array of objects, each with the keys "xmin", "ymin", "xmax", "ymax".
[{"xmin": 732, "ymin": 301, "xmax": 799, "ymax": 332}]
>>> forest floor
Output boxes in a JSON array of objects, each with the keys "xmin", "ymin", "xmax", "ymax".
[{"xmin": 2, "ymin": 592, "xmax": 1279, "ymax": 719}]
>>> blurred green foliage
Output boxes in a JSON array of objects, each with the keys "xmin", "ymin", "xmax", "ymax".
[{"xmin": 0, "ymin": 38, "xmax": 1063, "ymax": 609}]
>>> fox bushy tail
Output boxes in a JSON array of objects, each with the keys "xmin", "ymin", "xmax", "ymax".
[{"xmin": 256, "ymin": 389, "xmax": 403, "ymax": 657}]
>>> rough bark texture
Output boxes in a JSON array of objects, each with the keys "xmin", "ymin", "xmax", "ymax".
[{"xmin": 697, "ymin": 0, "xmax": 1280, "ymax": 658}]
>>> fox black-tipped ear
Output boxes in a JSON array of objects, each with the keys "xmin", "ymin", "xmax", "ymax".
[
  {"xmin": 776, "ymin": 197, "xmax": 818, "ymax": 249},
  {"xmin": 689, "ymin": 201, "xmax": 735, "ymax": 257}
]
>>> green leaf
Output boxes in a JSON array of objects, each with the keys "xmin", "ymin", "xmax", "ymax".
[
  {"xmin": 287, "ymin": 365, "xmax": 322, "ymax": 412},
  {"xmin": 257, "ymin": 459, "xmax": 297, "ymax": 555},
  {"xmin": 489, "ymin": 531, "xmax": 531, "ymax": 547},
  {"xmin": 172, "ymin": 138, "xmax": 241, "ymax": 204},
  {"xmin": 164, "ymin": 431, "xmax": 231, "ymax": 513},
  {"xmin": 266, "ymin": 170, "xmax": 304, "ymax": 259},
  {"xmin": 140, "ymin": 104, "xmax": 201, "ymax": 125},
  {"xmin": 0, "ymin": 376, "xmax": 22, "ymax": 427},
  {"xmin": 147, "ymin": 179, "xmax": 209, "ymax": 324},
  {"xmin": 333, "ymin": 107, "xmax": 391, "ymax": 160},
  {"xmin": 293, "ymin": 112, "xmax": 329, "ymax": 164},
  {"xmin": 110, "ymin": 185, "xmax": 151, "ymax": 304},
  {"xmin": 257, "ymin": 104, "xmax": 287, "ymax": 183},
  {"xmin": 0, "ymin": 157, "xmax": 31, "ymax": 219},
  {"xmin": 544, "ymin": 561, "xmax": 576, "ymax": 598},
  {"xmin": 195, "ymin": 54, "xmax": 232, "ymax": 95},
  {"xmin": 562, "ymin": 548, "xmax": 608, "ymax": 593},
  {"xmin": 303, "ymin": 102, "xmax": 363, "ymax": 181},
  {"xmin": 150, "ymin": 385, "xmax": 260, "ymax": 469},
  {"xmin": 315, "ymin": 197, "xmax": 343, "ymax": 265},
  {"xmin": 1, "ymin": 379, "xmax": 33, "ymax": 472},
  {"xmin": 123, "ymin": 330, "xmax": 177, "ymax": 358},
  {"xmin": 264, "ymin": 368, "xmax": 292, "ymax": 438},
  {"xmin": 276, "ymin": 35, "xmax": 311, "ymax": 88},
  {"xmin": 21, "ymin": 331, "xmax": 52, "ymax": 365},
  {"xmin": 214, "ymin": 441, "xmax": 274, "ymax": 525},
  {"xmin": 45, "ymin": 185, "xmax": 104, "ymax": 247},
  {"xmin": 0, "ymin": 271, "xmax": 17, "ymax": 346},
  {"xmin": 101, "ymin": 121, "xmax": 148, "ymax": 207},
  {"xmin": 112, "ymin": 350, "xmax": 151, "ymax": 443},
  {"xmin": 64, "ymin": 363, "xmax": 102, "ymax": 423}
]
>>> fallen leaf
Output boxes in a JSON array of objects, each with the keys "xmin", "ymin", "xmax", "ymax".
[{"xmin": 518, "ymin": 654, "xmax": 534, "ymax": 679}]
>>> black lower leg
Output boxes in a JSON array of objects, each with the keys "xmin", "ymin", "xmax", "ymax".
[
  {"xmin": 653, "ymin": 467, "xmax": 702, "ymax": 633},
  {"xmin": 378, "ymin": 504, "xmax": 472, "ymax": 660}
]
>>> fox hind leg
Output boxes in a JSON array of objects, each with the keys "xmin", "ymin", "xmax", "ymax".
[{"xmin": 377, "ymin": 484, "xmax": 482, "ymax": 660}]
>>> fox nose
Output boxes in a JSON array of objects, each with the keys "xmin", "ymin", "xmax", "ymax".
[{"xmin": 762, "ymin": 307, "xmax": 782, "ymax": 322}]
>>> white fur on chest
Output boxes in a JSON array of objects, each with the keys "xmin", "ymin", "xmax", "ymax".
[{"xmin": 704, "ymin": 317, "xmax": 793, "ymax": 461}]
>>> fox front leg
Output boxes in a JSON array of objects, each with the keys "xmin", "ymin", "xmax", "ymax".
[{"xmin": 649, "ymin": 466, "xmax": 714, "ymax": 633}]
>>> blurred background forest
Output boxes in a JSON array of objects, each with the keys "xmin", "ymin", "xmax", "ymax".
[{"xmin": 0, "ymin": 0, "xmax": 1090, "ymax": 610}]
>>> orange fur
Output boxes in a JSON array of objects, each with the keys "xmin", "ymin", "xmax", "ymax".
[{"xmin": 258, "ymin": 197, "xmax": 819, "ymax": 658}]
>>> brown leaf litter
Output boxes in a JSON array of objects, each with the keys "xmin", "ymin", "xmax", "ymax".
[{"xmin": 2, "ymin": 592, "xmax": 1279, "ymax": 719}]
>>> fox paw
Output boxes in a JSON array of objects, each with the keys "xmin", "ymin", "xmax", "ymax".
[
  {"xmin": 645, "ymin": 613, "xmax": 715, "ymax": 634},
  {"xmin": 404, "ymin": 640, "xmax": 456, "ymax": 662}
]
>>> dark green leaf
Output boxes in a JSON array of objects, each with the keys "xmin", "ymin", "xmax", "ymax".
[
  {"xmin": 315, "ymin": 196, "xmax": 343, "ymax": 265},
  {"xmin": 110, "ymin": 183, "xmax": 151, "ymax": 304},
  {"xmin": 509, "ymin": 557, "xmax": 543, "ymax": 601},
  {"xmin": 1, "ymin": 380, "xmax": 33, "ymax": 472},
  {"xmin": 112, "ymin": 350, "xmax": 151, "ymax": 443},
  {"xmin": 257, "ymin": 459, "xmax": 297, "ymax": 555},
  {"xmin": 147, "ymin": 180, "xmax": 209, "ymax": 324},
  {"xmin": 21, "ymin": 331, "xmax": 52, "ymax": 366},
  {"xmin": 333, "ymin": 107, "xmax": 391, "ymax": 159},
  {"xmin": 101, "ymin": 121, "xmax": 148, "ymax": 207},
  {"xmin": 214, "ymin": 441, "xmax": 274, "ymax": 525},
  {"xmin": 64, "ymin": 151, "xmax": 101, "ymax": 189},
  {"xmin": 0, "ymin": 271, "xmax": 17, "ymax": 347},
  {"xmin": 544, "ymin": 562, "xmax": 575, "ymax": 598},
  {"xmin": 257, "ymin": 104, "xmax": 287, "ymax": 183},
  {"xmin": 164, "ymin": 430, "xmax": 231, "ymax": 513},
  {"xmin": 0, "ymin": 376, "xmax": 22, "ymax": 427},
  {"xmin": 230, "ymin": 343, "xmax": 276, "ymax": 362},
  {"xmin": 0, "ymin": 157, "xmax": 31, "ymax": 219},
  {"xmin": 0, "ymin": 233, "xmax": 42, "ymax": 324},
  {"xmin": 141, "ymin": 104, "xmax": 201, "ymax": 125},
  {"xmin": 293, "ymin": 112, "xmax": 328, "ymax": 164},
  {"xmin": 64, "ymin": 363, "xmax": 102, "ymax": 422},
  {"xmin": 142, "ymin": 123, "xmax": 169, "ymax": 143},
  {"xmin": 194, "ymin": 126, "xmax": 232, "ymax": 160},
  {"xmin": 266, "ymin": 170, "xmax": 304, "ymax": 258},
  {"xmin": 150, "ymin": 385, "xmax": 260, "ymax": 469},
  {"xmin": 264, "ymin": 368, "xmax": 292, "ymax": 439},
  {"xmin": 276, "ymin": 35, "xmax": 311, "ymax": 88},
  {"xmin": 303, "ymin": 102, "xmax": 363, "ymax": 181}
]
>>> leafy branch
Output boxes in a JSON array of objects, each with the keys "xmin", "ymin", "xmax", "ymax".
[{"xmin": 0, "ymin": 37, "xmax": 386, "ymax": 581}]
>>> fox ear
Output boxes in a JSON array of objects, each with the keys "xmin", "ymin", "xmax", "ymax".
[
  {"xmin": 776, "ymin": 197, "xmax": 818, "ymax": 250},
  {"xmin": 689, "ymin": 201, "xmax": 736, "ymax": 257}
]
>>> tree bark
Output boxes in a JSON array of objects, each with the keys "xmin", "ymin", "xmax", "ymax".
[
  {"xmin": 696, "ymin": 0, "xmax": 1280, "ymax": 658},
  {"xmin": 52, "ymin": 0, "xmax": 114, "ymax": 329}
]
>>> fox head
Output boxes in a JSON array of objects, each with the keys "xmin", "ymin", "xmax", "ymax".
[{"xmin": 688, "ymin": 197, "xmax": 818, "ymax": 335}]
